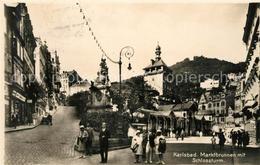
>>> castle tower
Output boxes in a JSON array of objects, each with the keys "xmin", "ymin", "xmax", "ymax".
[{"xmin": 143, "ymin": 43, "xmax": 173, "ymax": 96}]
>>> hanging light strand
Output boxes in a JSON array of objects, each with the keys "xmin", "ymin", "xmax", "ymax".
[
  {"xmin": 75, "ymin": 3, "xmax": 166, "ymax": 91},
  {"xmin": 76, "ymin": 2, "xmax": 118, "ymax": 64}
]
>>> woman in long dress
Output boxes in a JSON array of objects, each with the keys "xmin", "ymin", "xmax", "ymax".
[{"xmin": 131, "ymin": 130, "xmax": 143, "ymax": 163}]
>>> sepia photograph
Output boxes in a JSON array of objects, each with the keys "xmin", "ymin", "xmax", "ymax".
[{"xmin": 2, "ymin": 0, "xmax": 260, "ymax": 164}]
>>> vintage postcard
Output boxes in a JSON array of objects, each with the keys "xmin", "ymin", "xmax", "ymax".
[{"xmin": 2, "ymin": 0, "xmax": 260, "ymax": 165}]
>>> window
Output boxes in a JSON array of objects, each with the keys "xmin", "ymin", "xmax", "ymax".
[
  {"xmin": 221, "ymin": 117, "xmax": 224, "ymax": 122},
  {"xmin": 208, "ymin": 103, "xmax": 212, "ymax": 108},
  {"xmin": 221, "ymin": 101, "xmax": 225, "ymax": 106},
  {"xmin": 209, "ymin": 116, "xmax": 212, "ymax": 121},
  {"xmin": 208, "ymin": 97, "xmax": 212, "ymax": 100},
  {"xmin": 217, "ymin": 103, "xmax": 220, "ymax": 107},
  {"xmin": 202, "ymin": 105, "xmax": 206, "ymax": 110},
  {"xmin": 216, "ymin": 110, "xmax": 219, "ymax": 114},
  {"xmin": 221, "ymin": 110, "xmax": 224, "ymax": 114}
]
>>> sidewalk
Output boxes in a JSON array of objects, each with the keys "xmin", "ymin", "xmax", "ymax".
[
  {"xmin": 166, "ymin": 136, "xmax": 260, "ymax": 148},
  {"xmin": 5, "ymin": 107, "xmax": 58, "ymax": 133},
  {"xmin": 5, "ymin": 123, "xmax": 41, "ymax": 133}
]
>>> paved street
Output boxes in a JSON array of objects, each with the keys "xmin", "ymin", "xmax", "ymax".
[{"xmin": 5, "ymin": 106, "xmax": 81, "ymax": 165}]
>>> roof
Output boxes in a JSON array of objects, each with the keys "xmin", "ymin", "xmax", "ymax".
[
  {"xmin": 157, "ymin": 104, "xmax": 174, "ymax": 111},
  {"xmin": 150, "ymin": 110, "xmax": 174, "ymax": 117},
  {"xmin": 137, "ymin": 107, "xmax": 156, "ymax": 114},
  {"xmin": 71, "ymin": 80, "xmax": 90, "ymax": 87},
  {"xmin": 143, "ymin": 59, "xmax": 168, "ymax": 70},
  {"xmin": 172, "ymin": 101, "xmax": 197, "ymax": 111}
]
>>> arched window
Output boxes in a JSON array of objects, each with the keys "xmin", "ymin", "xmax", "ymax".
[
  {"xmin": 208, "ymin": 103, "xmax": 212, "ymax": 108},
  {"xmin": 221, "ymin": 101, "xmax": 225, "ymax": 106},
  {"xmin": 202, "ymin": 105, "xmax": 206, "ymax": 110}
]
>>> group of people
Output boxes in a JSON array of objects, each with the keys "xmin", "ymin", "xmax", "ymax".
[
  {"xmin": 131, "ymin": 129, "xmax": 166, "ymax": 164},
  {"xmin": 230, "ymin": 129, "xmax": 250, "ymax": 148},
  {"xmin": 210, "ymin": 129, "xmax": 250, "ymax": 150},
  {"xmin": 77, "ymin": 122, "xmax": 110, "ymax": 164}
]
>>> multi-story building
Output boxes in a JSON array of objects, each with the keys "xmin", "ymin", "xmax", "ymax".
[
  {"xmin": 34, "ymin": 38, "xmax": 48, "ymax": 118},
  {"xmin": 198, "ymin": 90, "xmax": 227, "ymax": 126},
  {"xmin": 4, "ymin": 3, "xmax": 37, "ymax": 126},
  {"xmin": 143, "ymin": 44, "xmax": 173, "ymax": 96},
  {"xmin": 242, "ymin": 3, "xmax": 260, "ymax": 144},
  {"xmin": 60, "ymin": 70, "xmax": 82, "ymax": 96}
]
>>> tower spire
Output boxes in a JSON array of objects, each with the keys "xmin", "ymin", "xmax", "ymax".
[{"xmin": 155, "ymin": 41, "xmax": 161, "ymax": 61}]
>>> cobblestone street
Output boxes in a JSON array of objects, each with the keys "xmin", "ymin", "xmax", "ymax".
[{"xmin": 5, "ymin": 106, "xmax": 81, "ymax": 165}]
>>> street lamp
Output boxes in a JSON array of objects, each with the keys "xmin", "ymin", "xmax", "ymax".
[{"xmin": 118, "ymin": 46, "xmax": 134, "ymax": 95}]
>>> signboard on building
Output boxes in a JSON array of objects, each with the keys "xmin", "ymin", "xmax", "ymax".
[{"xmin": 12, "ymin": 90, "xmax": 26, "ymax": 102}]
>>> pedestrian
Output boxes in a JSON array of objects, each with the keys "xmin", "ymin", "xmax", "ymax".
[
  {"xmin": 218, "ymin": 129, "xmax": 226, "ymax": 150},
  {"xmin": 131, "ymin": 130, "xmax": 143, "ymax": 163},
  {"xmin": 11, "ymin": 113, "xmax": 18, "ymax": 129},
  {"xmin": 47, "ymin": 113, "xmax": 52, "ymax": 126},
  {"xmin": 145, "ymin": 129, "xmax": 156, "ymax": 164},
  {"xmin": 237, "ymin": 130, "xmax": 243, "ymax": 148},
  {"xmin": 142, "ymin": 128, "xmax": 148, "ymax": 162},
  {"xmin": 175, "ymin": 129, "xmax": 179, "ymax": 141},
  {"xmin": 243, "ymin": 131, "xmax": 250, "ymax": 148},
  {"xmin": 180, "ymin": 129, "xmax": 184, "ymax": 141},
  {"xmin": 155, "ymin": 130, "xmax": 166, "ymax": 164},
  {"xmin": 99, "ymin": 122, "xmax": 110, "ymax": 163},
  {"xmin": 78, "ymin": 125, "xmax": 88, "ymax": 158},
  {"xmin": 211, "ymin": 135, "xmax": 216, "ymax": 149},
  {"xmin": 86, "ymin": 123, "xmax": 94, "ymax": 156},
  {"xmin": 199, "ymin": 131, "xmax": 203, "ymax": 137},
  {"xmin": 231, "ymin": 131, "xmax": 237, "ymax": 148}
]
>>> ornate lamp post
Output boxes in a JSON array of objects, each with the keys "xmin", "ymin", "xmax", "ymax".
[{"xmin": 118, "ymin": 46, "xmax": 134, "ymax": 95}]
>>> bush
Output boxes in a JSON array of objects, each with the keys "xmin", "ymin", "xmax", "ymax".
[{"xmin": 85, "ymin": 111, "xmax": 129, "ymax": 138}]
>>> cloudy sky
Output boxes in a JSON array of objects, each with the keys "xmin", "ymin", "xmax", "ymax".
[{"xmin": 26, "ymin": 2, "xmax": 248, "ymax": 82}]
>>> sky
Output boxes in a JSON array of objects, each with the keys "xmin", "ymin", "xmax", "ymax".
[{"xmin": 26, "ymin": 2, "xmax": 248, "ymax": 82}]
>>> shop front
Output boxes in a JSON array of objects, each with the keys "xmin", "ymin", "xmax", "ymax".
[{"xmin": 11, "ymin": 89, "xmax": 26, "ymax": 126}]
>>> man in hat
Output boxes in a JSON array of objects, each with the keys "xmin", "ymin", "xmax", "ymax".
[{"xmin": 99, "ymin": 122, "xmax": 110, "ymax": 163}]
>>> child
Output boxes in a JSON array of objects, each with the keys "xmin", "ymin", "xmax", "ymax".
[
  {"xmin": 211, "ymin": 135, "xmax": 216, "ymax": 149},
  {"xmin": 155, "ymin": 130, "xmax": 166, "ymax": 164}
]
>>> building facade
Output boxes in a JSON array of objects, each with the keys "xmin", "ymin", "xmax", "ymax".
[
  {"xmin": 242, "ymin": 3, "xmax": 260, "ymax": 144},
  {"xmin": 200, "ymin": 78, "xmax": 220, "ymax": 91},
  {"xmin": 4, "ymin": 3, "xmax": 37, "ymax": 126},
  {"xmin": 60, "ymin": 70, "xmax": 82, "ymax": 97},
  {"xmin": 34, "ymin": 38, "xmax": 48, "ymax": 120}
]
